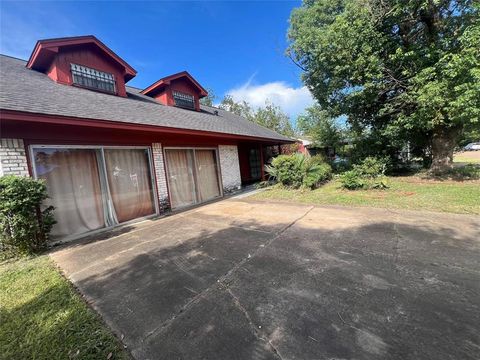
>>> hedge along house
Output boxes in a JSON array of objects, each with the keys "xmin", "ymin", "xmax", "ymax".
[{"xmin": 0, "ymin": 35, "xmax": 292, "ymax": 242}]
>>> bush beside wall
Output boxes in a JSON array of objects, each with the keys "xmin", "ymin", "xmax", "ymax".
[
  {"xmin": 0, "ymin": 176, "xmax": 55, "ymax": 257},
  {"xmin": 265, "ymin": 154, "xmax": 332, "ymax": 190}
]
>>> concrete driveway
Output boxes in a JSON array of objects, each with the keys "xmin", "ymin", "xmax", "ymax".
[{"xmin": 50, "ymin": 197, "xmax": 480, "ymax": 360}]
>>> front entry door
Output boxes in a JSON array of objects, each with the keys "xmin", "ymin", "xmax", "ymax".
[{"xmin": 165, "ymin": 148, "xmax": 221, "ymax": 209}]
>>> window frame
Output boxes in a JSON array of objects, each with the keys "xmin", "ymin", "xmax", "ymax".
[
  {"xmin": 249, "ymin": 148, "xmax": 262, "ymax": 180},
  {"xmin": 163, "ymin": 146, "xmax": 224, "ymax": 210},
  {"xmin": 172, "ymin": 90, "xmax": 196, "ymax": 110},
  {"xmin": 70, "ymin": 63, "xmax": 117, "ymax": 95},
  {"xmin": 29, "ymin": 144, "xmax": 159, "ymax": 242}
]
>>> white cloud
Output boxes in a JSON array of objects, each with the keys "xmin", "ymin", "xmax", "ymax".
[{"xmin": 225, "ymin": 78, "xmax": 315, "ymax": 119}]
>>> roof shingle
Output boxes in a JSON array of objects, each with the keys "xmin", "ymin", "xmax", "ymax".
[{"xmin": 0, "ymin": 55, "xmax": 291, "ymax": 142}]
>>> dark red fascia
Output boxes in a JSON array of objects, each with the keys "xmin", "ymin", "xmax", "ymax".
[{"xmin": 26, "ymin": 35, "xmax": 137, "ymax": 81}]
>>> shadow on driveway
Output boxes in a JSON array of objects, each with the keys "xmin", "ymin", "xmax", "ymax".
[{"xmin": 50, "ymin": 200, "xmax": 480, "ymax": 360}]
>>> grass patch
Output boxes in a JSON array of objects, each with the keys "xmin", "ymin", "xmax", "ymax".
[
  {"xmin": 252, "ymin": 177, "xmax": 480, "ymax": 214},
  {"xmin": 454, "ymin": 152, "xmax": 480, "ymax": 164},
  {"xmin": 0, "ymin": 256, "xmax": 128, "ymax": 360}
]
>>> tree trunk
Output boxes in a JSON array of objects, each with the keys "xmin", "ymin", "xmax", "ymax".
[{"xmin": 430, "ymin": 125, "xmax": 461, "ymax": 174}]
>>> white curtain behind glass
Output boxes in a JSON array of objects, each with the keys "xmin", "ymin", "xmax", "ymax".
[
  {"xmin": 33, "ymin": 148, "xmax": 106, "ymax": 239},
  {"xmin": 165, "ymin": 149, "xmax": 197, "ymax": 208},
  {"xmin": 104, "ymin": 149, "xmax": 155, "ymax": 223},
  {"xmin": 195, "ymin": 150, "xmax": 221, "ymax": 202}
]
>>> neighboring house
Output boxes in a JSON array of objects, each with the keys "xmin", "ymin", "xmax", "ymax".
[
  {"xmin": 0, "ymin": 35, "xmax": 292, "ymax": 242},
  {"xmin": 296, "ymin": 137, "xmax": 335, "ymax": 158},
  {"xmin": 296, "ymin": 137, "xmax": 351, "ymax": 159}
]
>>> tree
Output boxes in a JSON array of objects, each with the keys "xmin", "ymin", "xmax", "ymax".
[
  {"xmin": 219, "ymin": 95, "xmax": 253, "ymax": 119},
  {"xmin": 219, "ymin": 96, "xmax": 296, "ymax": 137},
  {"xmin": 288, "ymin": 0, "xmax": 480, "ymax": 172},
  {"xmin": 458, "ymin": 123, "xmax": 480, "ymax": 148},
  {"xmin": 255, "ymin": 101, "xmax": 296, "ymax": 137},
  {"xmin": 297, "ymin": 105, "xmax": 342, "ymax": 149},
  {"xmin": 199, "ymin": 88, "xmax": 216, "ymax": 107}
]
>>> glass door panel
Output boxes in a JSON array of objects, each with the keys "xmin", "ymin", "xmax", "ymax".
[
  {"xmin": 33, "ymin": 148, "xmax": 106, "ymax": 239},
  {"xmin": 249, "ymin": 148, "xmax": 261, "ymax": 180},
  {"xmin": 195, "ymin": 150, "xmax": 221, "ymax": 202},
  {"xmin": 165, "ymin": 149, "xmax": 197, "ymax": 209},
  {"xmin": 103, "ymin": 149, "xmax": 155, "ymax": 223}
]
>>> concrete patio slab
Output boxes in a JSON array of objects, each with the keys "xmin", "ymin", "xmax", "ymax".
[{"xmin": 50, "ymin": 199, "xmax": 480, "ymax": 360}]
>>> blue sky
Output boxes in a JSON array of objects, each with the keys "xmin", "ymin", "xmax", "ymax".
[{"xmin": 0, "ymin": 0, "xmax": 315, "ymax": 120}]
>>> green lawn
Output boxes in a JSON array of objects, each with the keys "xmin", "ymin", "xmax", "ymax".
[
  {"xmin": 454, "ymin": 153, "xmax": 480, "ymax": 164},
  {"xmin": 0, "ymin": 256, "xmax": 128, "ymax": 360},
  {"xmin": 252, "ymin": 177, "xmax": 480, "ymax": 214}
]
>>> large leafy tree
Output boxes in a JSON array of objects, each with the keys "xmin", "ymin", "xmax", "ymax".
[{"xmin": 288, "ymin": 0, "xmax": 479, "ymax": 171}]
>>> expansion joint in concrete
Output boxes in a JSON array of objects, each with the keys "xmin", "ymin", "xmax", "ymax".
[
  {"xmin": 141, "ymin": 206, "xmax": 314, "ymax": 344},
  {"xmin": 224, "ymin": 287, "xmax": 284, "ymax": 360}
]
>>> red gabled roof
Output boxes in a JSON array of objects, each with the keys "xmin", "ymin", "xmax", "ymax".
[
  {"xmin": 141, "ymin": 71, "xmax": 208, "ymax": 98},
  {"xmin": 26, "ymin": 35, "xmax": 137, "ymax": 82}
]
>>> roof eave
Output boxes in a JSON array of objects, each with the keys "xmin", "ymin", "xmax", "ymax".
[
  {"xmin": 0, "ymin": 109, "xmax": 294, "ymax": 144},
  {"xmin": 26, "ymin": 35, "xmax": 137, "ymax": 81},
  {"xmin": 141, "ymin": 71, "xmax": 208, "ymax": 97}
]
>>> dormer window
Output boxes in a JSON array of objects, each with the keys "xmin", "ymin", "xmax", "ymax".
[
  {"xmin": 70, "ymin": 63, "xmax": 116, "ymax": 94},
  {"xmin": 141, "ymin": 71, "xmax": 207, "ymax": 111},
  {"xmin": 173, "ymin": 91, "xmax": 195, "ymax": 110}
]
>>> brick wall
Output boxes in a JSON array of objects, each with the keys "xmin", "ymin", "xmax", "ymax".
[
  {"xmin": 0, "ymin": 138, "xmax": 29, "ymax": 177},
  {"xmin": 151, "ymin": 143, "xmax": 170, "ymax": 211},
  {"xmin": 218, "ymin": 145, "xmax": 241, "ymax": 193}
]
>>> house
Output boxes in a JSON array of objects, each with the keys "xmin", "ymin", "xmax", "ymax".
[
  {"xmin": 0, "ymin": 35, "xmax": 292, "ymax": 242},
  {"xmin": 296, "ymin": 137, "xmax": 347, "ymax": 159}
]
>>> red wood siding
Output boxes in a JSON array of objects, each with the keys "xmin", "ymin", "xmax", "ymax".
[
  {"xmin": 150, "ymin": 77, "xmax": 202, "ymax": 111},
  {"xmin": 46, "ymin": 45, "xmax": 128, "ymax": 97}
]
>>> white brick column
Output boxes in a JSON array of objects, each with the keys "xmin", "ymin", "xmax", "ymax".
[
  {"xmin": 151, "ymin": 143, "xmax": 170, "ymax": 211},
  {"xmin": 218, "ymin": 145, "xmax": 241, "ymax": 193},
  {"xmin": 0, "ymin": 138, "xmax": 29, "ymax": 177}
]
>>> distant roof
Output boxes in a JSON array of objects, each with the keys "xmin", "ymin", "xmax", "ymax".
[
  {"xmin": 297, "ymin": 138, "xmax": 313, "ymax": 146},
  {"xmin": 141, "ymin": 71, "xmax": 208, "ymax": 98},
  {"xmin": 26, "ymin": 35, "xmax": 137, "ymax": 82},
  {"xmin": 0, "ymin": 55, "xmax": 292, "ymax": 143}
]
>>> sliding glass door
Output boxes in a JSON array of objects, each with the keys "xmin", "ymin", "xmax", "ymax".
[
  {"xmin": 164, "ymin": 149, "xmax": 197, "ymax": 208},
  {"xmin": 104, "ymin": 149, "xmax": 155, "ymax": 223},
  {"xmin": 195, "ymin": 150, "xmax": 221, "ymax": 202},
  {"xmin": 165, "ymin": 148, "xmax": 221, "ymax": 209},
  {"xmin": 31, "ymin": 146, "xmax": 156, "ymax": 240},
  {"xmin": 32, "ymin": 148, "xmax": 106, "ymax": 239}
]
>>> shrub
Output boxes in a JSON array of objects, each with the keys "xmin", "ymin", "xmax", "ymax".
[
  {"xmin": 0, "ymin": 176, "xmax": 55, "ymax": 257},
  {"xmin": 353, "ymin": 156, "xmax": 389, "ymax": 178},
  {"xmin": 436, "ymin": 164, "xmax": 480, "ymax": 180},
  {"xmin": 339, "ymin": 157, "xmax": 390, "ymax": 190},
  {"xmin": 265, "ymin": 154, "xmax": 304, "ymax": 188},
  {"xmin": 339, "ymin": 170, "xmax": 364, "ymax": 190},
  {"xmin": 302, "ymin": 160, "xmax": 332, "ymax": 189},
  {"xmin": 370, "ymin": 176, "xmax": 390, "ymax": 189},
  {"xmin": 265, "ymin": 154, "xmax": 332, "ymax": 189}
]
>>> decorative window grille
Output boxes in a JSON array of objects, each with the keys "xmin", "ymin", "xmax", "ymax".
[
  {"xmin": 173, "ymin": 91, "xmax": 195, "ymax": 109},
  {"xmin": 70, "ymin": 64, "xmax": 116, "ymax": 94}
]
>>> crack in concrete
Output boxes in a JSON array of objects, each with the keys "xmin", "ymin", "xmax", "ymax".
[
  {"xmin": 224, "ymin": 287, "xmax": 283, "ymax": 360},
  {"xmin": 142, "ymin": 206, "xmax": 314, "ymax": 344}
]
